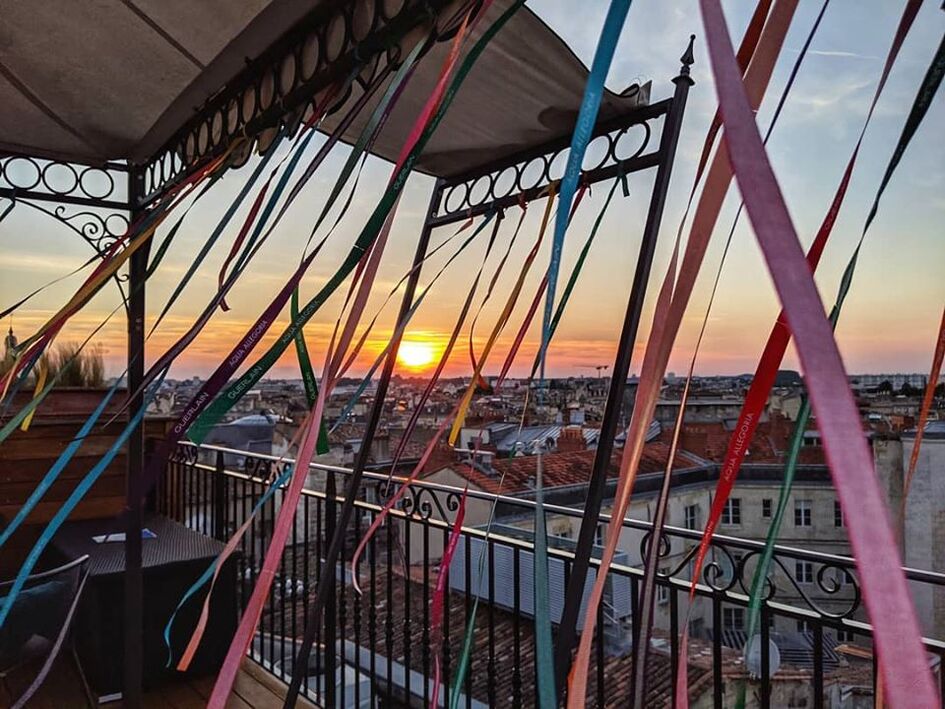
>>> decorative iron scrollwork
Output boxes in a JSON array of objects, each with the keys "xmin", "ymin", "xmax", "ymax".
[
  {"xmin": 435, "ymin": 106, "xmax": 657, "ymax": 222},
  {"xmin": 141, "ymin": 0, "xmax": 472, "ymax": 205},
  {"xmin": 0, "ymin": 153, "xmax": 126, "ymax": 207}
]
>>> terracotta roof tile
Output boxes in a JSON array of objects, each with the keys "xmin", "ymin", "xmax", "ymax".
[{"xmin": 430, "ymin": 443, "xmax": 703, "ymax": 495}]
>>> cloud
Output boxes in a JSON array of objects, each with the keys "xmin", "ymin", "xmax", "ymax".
[{"xmin": 789, "ymin": 49, "xmax": 880, "ymax": 61}]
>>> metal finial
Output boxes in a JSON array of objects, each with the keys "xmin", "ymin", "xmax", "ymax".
[{"xmin": 680, "ymin": 34, "xmax": 696, "ymax": 76}]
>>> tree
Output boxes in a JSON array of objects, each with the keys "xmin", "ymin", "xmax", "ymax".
[
  {"xmin": 877, "ymin": 380, "xmax": 893, "ymax": 395},
  {"xmin": 900, "ymin": 382, "xmax": 919, "ymax": 397}
]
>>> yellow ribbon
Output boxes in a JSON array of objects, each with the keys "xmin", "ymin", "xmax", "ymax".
[{"xmin": 448, "ymin": 182, "xmax": 558, "ymax": 445}]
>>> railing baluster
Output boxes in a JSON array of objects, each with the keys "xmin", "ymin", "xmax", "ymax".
[
  {"xmin": 404, "ymin": 512, "xmax": 413, "ymax": 702},
  {"xmin": 291, "ymin": 489, "xmax": 299, "ymax": 684},
  {"xmin": 353, "ymin": 503, "xmax": 362, "ymax": 709},
  {"xmin": 325, "ymin": 471, "xmax": 337, "ymax": 709},
  {"xmin": 813, "ymin": 623, "xmax": 824, "ymax": 709},
  {"xmin": 303, "ymin": 495, "xmax": 312, "ymax": 702},
  {"xmin": 369, "ymin": 508, "xmax": 378, "ymax": 706},
  {"xmin": 386, "ymin": 516, "xmax": 394, "ymax": 706},
  {"xmin": 596, "ymin": 584, "xmax": 605, "ymax": 707},
  {"xmin": 267, "ymin": 483, "xmax": 276, "ymax": 673},
  {"xmin": 513, "ymin": 547, "xmax": 522, "ymax": 708},
  {"xmin": 464, "ymin": 533, "xmax": 473, "ymax": 709},
  {"xmin": 442, "ymin": 524, "xmax": 452, "ymax": 708},
  {"xmin": 487, "ymin": 540, "xmax": 496, "ymax": 708},
  {"xmin": 630, "ymin": 575, "xmax": 639, "ymax": 708},
  {"xmin": 423, "ymin": 518, "xmax": 431, "ymax": 706},
  {"xmin": 339, "ymin": 504, "xmax": 348, "ymax": 709},
  {"xmin": 314, "ymin": 493, "xmax": 322, "ymax": 699},
  {"xmin": 712, "ymin": 596, "xmax": 722, "ymax": 709},
  {"xmin": 761, "ymin": 605, "xmax": 771, "ymax": 709},
  {"xmin": 670, "ymin": 586, "xmax": 679, "ymax": 709}
]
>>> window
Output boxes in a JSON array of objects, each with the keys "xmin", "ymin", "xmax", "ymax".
[
  {"xmin": 795, "ymin": 560, "xmax": 814, "ymax": 584},
  {"xmin": 796, "ymin": 619, "xmax": 812, "ymax": 633},
  {"xmin": 794, "ymin": 499, "xmax": 812, "ymax": 527},
  {"xmin": 685, "ymin": 504, "xmax": 699, "ymax": 530},
  {"xmin": 834, "ymin": 569, "xmax": 851, "ymax": 588},
  {"xmin": 657, "ymin": 568, "xmax": 670, "ymax": 604},
  {"xmin": 721, "ymin": 498, "xmax": 741, "ymax": 526},
  {"xmin": 837, "ymin": 629, "xmax": 855, "ymax": 643},
  {"xmin": 834, "ymin": 500, "xmax": 844, "ymax": 527},
  {"xmin": 762, "ymin": 498, "xmax": 772, "ymax": 518},
  {"xmin": 553, "ymin": 522, "xmax": 573, "ymax": 539},
  {"xmin": 723, "ymin": 607, "xmax": 745, "ymax": 632},
  {"xmin": 594, "ymin": 523, "xmax": 605, "ymax": 547}
]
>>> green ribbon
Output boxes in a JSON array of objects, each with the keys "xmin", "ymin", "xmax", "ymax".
[
  {"xmin": 291, "ymin": 288, "xmax": 330, "ymax": 455},
  {"xmin": 737, "ymin": 30, "xmax": 944, "ymax": 708},
  {"xmin": 189, "ymin": 0, "xmax": 527, "ymax": 444}
]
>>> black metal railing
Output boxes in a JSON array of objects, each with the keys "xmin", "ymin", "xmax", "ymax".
[{"xmin": 156, "ymin": 442, "xmax": 945, "ymax": 708}]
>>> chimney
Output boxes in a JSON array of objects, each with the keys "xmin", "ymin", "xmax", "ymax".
[
  {"xmin": 557, "ymin": 426, "xmax": 586, "ymax": 452},
  {"xmin": 370, "ymin": 432, "xmax": 391, "ymax": 463}
]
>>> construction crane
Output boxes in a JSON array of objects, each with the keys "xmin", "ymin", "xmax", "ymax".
[{"xmin": 578, "ymin": 364, "xmax": 609, "ymax": 379}]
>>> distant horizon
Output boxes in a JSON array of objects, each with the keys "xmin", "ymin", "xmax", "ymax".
[{"xmin": 140, "ymin": 369, "xmax": 941, "ymax": 384}]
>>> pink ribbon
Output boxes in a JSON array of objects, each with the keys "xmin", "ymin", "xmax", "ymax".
[{"xmin": 697, "ymin": 0, "xmax": 936, "ymax": 705}]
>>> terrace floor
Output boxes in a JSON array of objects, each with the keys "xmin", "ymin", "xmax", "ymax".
[{"xmin": 1, "ymin": 655, "xmax": 317, "ymax": 709}]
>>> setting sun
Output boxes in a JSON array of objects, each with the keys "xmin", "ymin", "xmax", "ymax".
[{"xmin": 397, "ymin": 340, "xmax": 436, "ymax": 370}]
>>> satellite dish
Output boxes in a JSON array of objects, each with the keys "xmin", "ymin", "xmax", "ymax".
[{"xmin": 744, "ymin": 634, "xmax": 781, "ymax": 679}]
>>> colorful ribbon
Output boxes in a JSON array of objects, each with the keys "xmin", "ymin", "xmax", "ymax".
[
  {"xmin": 631, "ymin": 1, "xmax": 827, "ymax": 702},
  {"xmin": 698, "ymin": 0, "xmax": 936, "ymax": 704},
  {"xmin": 903, "ymin": 306, "xmax": 945, "ymax": 510},
  {"xmin": 676, "ymin": 0, "xmax": 923, "ymax": 702},
  {"xmin": 209, "ymin": 5, "xmax": 515, "ymax": 704},
  {"xmin": 568, "ymin": 1, "xmax": 799, "ymax": 703}
]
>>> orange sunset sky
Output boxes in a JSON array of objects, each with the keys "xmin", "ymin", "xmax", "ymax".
[{"xmin": 2, "ymin": 1, "xmax": 943, "ymax": 382}]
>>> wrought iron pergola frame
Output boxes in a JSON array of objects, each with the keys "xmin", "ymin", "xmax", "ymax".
[{"xmin": 0, "ymin": 1, "xmax": 694, "ymax": 703}]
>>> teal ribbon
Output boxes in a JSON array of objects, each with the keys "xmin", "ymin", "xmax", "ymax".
[
  {"xmin": 0, "ymin": 375, "xmax": 162, "ymax": 629},
  {"xmin": 163, "ymin": 463, "xmax": 294, "ymax": 666},
  {"xmin": 532, "ymin": 3, "xmax": 631, "ymax": 704},
  {"xmin": 529, "ymin": 175, "xmax": 623, "ymax": 378}
]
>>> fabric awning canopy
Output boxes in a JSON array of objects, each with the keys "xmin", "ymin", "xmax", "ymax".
[{"xmin": 0, "ymin": 0, "xmax": 648, "ymax": 179}]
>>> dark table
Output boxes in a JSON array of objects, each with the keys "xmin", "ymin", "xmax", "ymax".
[{"xmin": 54, "ymin": 513, "xmax": 238, "ymax": 699}]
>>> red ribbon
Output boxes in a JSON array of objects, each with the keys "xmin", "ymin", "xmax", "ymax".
[
  {"xmin": 697, "ymin": 0, "xmax": 936, "ymax": 705},
  {"xmin": 679, "ymin": 1, "xmax": 924, "ymax": 702}
]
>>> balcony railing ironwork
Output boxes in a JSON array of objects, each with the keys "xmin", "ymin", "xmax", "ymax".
[{"xmin": 156, "ymin": 441, "xmax": 945, "ymax": 708}]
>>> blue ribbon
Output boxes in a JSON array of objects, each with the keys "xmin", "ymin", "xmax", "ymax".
[{"xmin": 533, "ymin": 2, "xmax": 631, "ymax": 706}]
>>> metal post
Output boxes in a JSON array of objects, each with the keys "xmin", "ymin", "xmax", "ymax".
[
  {"xmin": 283, "ymin": 181, "xmax": 445, "ymax": 708},
  {"xmin": 324, "ymin": 470, "xmax": 338, "ymax": 708},
  {"xmin": 124, "ymin": 167, "xmax": 149, "ymax": 708},
  {"xmin": 213, "ymin": 449, "xmax": 227, "ymax": 540},
  {"xmin": 554, "ymin": 37, "xmax": 695, "ymax": 701}
]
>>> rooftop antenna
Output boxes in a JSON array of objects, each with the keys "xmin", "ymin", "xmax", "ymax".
[{"xmin": 578, "ymin": 364, "xmax": 610, "ymax": 379}]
